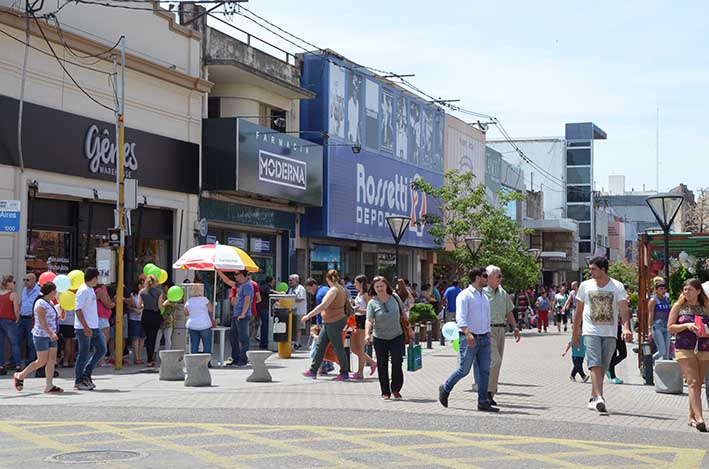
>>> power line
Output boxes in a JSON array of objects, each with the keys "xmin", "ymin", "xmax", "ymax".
[
  {"xmin": 31, "ymin": 12, "xmax": 115, "ymax": 112},
  {"xmin": 50, "ymin": 13, "xmax": 121, "ymax": 61}
]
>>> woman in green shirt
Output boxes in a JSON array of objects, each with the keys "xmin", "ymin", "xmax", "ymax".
[{"xmin": 365, "ymin": 276, "xmax": 407, "ymax": 400}]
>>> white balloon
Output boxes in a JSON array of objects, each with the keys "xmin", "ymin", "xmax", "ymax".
[
  {"xmin": 679, "ymin": 251, "xmax": 689, "ymax": 262},
  {"xmin": 687, "ymin": 255, "xmax": 697, "ymax": 265}
]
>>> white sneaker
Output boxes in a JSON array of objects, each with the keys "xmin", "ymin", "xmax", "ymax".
[
  {"xmin": 595, "ymin": 396, "xmax": 607, "ymax": 413},
  {"xmin": 587, "ymin": 397, "xmax": 597, "ymax": 411}
]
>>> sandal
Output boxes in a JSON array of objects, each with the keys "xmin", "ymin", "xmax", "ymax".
[
  {"xmin": 13, "ymin": 373, "xmax": 23, "ymax": 391},
  {"xmin": 696, "ymin": 421, "xmax": 707, "ymax": 433},
  {"xmin": 134, "ymin": 360, "xmax": 145, "ymax": 365},
  {"xmin": 44, "ymin": 386, "xmax": 64, "ymax": 394}
]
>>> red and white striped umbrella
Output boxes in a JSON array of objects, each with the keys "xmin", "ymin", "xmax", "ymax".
[{"xmin": 173, "ymin": 244, "xmax": 260, "ymax": 272}]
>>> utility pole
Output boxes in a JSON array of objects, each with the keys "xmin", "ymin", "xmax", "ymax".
[{"xmin": 114, "ymin": 36, "xmax": 126, "ymax": 369}]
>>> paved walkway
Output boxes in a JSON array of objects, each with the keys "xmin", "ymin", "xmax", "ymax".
[{"xmin": 0, "ymin": 330, "xmax": 707, "ymax": 467}]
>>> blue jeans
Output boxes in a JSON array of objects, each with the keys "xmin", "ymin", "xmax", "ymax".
[
  {"xmin": 229, "ymin": 317, "xmax": 250, "ymax": 365},
  {"xmin": 74, "ymin": 328, "xmax": 107, "ymax": 384},
  {"xmin": 189, "ymin": 328, "xmax": 213, "ymax": 354},
  {"xmin": 444, "ymin": 333, "xmax": 491, "ymax": 405},
  {"xmin": 0, "ymin": 319, "xmax": 21, "ymax": 365},
  {"xmin": 652, "ymin": 320, "xmax": 671, "ymax": 361},
  {"xmin": 16, "ymin": 316, "xmax": 35, "ymax": 364}
]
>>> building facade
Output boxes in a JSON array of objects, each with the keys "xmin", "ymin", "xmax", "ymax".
[
  {"xmin": 0, "ymin": 3, "xmax": 208, "ymax": 284},
  {"xmin": 298, "ymin": 51, "xmax": 444, "ymax": 284}
]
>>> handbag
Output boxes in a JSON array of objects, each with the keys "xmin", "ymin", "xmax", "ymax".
[
  {"xmin": 407, "ymin": 342, "xmax": 422, "ymax": 372},
  {"xmin": 392, "ymin": 293, "xmax": 411, "ymax": 343},
  {"xmin": 340, "ymin": 286, "xmax": 355, "ymax": 317}
]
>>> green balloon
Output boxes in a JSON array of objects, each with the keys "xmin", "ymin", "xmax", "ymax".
[
  {"xmin": 451, "ymin": 339, "xmax": 460, "ymax": 352},
  {"xmin": 276, "ymin": 282, "xmax": 288, "ymax": 293},
  {"xmin": 167, "ymin": 285, "xmax": 184, "ymax": 302},
  {"xmin": 147, "ymin": 266, "xmax": 162, "ymax": 280},
  {"xmin": 143, "ymin": 263, "xmax": 157, "ymax": 276}
]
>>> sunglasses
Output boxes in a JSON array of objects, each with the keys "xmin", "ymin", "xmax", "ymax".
[{"xmin": 481, "ymin": 274, "xmax": 489, "ymax": 278}]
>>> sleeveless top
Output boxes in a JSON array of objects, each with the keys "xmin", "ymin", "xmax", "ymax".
[
  {"xmin": 652, "ymin": 294, "xmax": 671, "ymax": 324},
  {"xmin": 321, "ymin": 286, "xmax": 346, "ymax": 324},
  {"xmin": 354, "ymin": 293, "xmax": 367, "ymax": 315},
  {"xmin": 0, "ymin": 292, "xmax": 15, "ymax": 320},
  {"xmin": 32, "ymin": 298, "xmax": 59, "ymax": 337},
  {"xmin": 675, "ymin": 304, "xmax": 709, "ymax": 352}
]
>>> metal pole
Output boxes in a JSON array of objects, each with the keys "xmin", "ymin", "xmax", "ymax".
[
  {"xmin": 426, "ymin": 321, "xmax": 432, "ymax": 349},
  {"xmin": 114, "ymin": 35, "xmax": 126, "ymax": 370},
  {"xmin": 663, "ymin": 228, "xmax": 670, "ymax": 288},
  {"xmin": 395, "ymin": 241, "xmax": 400, "ymax": 282}
]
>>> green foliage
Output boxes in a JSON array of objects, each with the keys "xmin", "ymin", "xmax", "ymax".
[
  {"xmin": 408, "ymin": 303, "xmax": 437, "ymax": 323},
  {"xmin": 628, "ymin": 292, "xmax": 639, "ymax": 311},
  {"xmin": 411, "ymin": 169, "xmax": 540, "ymax": 292},
  {"xmin": 669, "ymin": 266, "xmax": 693, "ymax": 302},
  {"xmin": 607, "ymin": 262, "xmax": 638, "ymax": 292}
]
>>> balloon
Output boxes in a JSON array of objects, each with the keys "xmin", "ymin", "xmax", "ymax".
[
  {"xmin": 68, "ymin": 270, "xmax": 84, "ymax": 290},
  {"xmin": 167, "ymin": 285, "xmax": 184, "ymax": 302},
  {"xmin": 679, "ymin": 251, "xmax": 689, "ymax": 262},
  {"xmin": 276, "ymin": 282, "xmax": 288, "ymax": 293},
  {"xmin": 59, "ymin": 291, "xmax": 76, "ymax": 311},
  {"xmin": 143, "ymin": 263, "xmax": 157, "ymax": 276},
  {"xmin": 54, "ymin": 274, "xmax": 71, "ymax": 292},
  {"xmin": 451, "ymin": 339, "xmax": 460, "ymax": 352},
  {"xmin": 147, "ymin": 266, "xmax": 162, "ymax": 280},
  {"xmin": 38, "ymin": 271, "xmax": 56, "ymax": 286},
  {"xmin": 441, "ymin": 321, "xmax": 459, "ymax": 341},
  {"xmin": 158, "ymin": 269, "xmax": 168, "ymax": 284}
]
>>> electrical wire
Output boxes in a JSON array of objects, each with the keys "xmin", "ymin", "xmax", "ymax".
[
  {"xmin": 50, "ymin": 13, "xmax": 121, "ymax": 61},
  {"xmin": 30, "ymin": 12, "xmax": 115, "ymax": 112}
]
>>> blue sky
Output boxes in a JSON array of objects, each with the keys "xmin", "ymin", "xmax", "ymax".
[{"xmin": 210, "ymin": 0, "xmax": 709, "ymax": 194}]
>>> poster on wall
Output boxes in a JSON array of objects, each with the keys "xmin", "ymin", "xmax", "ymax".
[
  {"xmin": 381, "ymin": 91, "xmax": 394, "ymax": 152},
  {"xmin": 347, "ymin": 73, "xmax": 363, "ymax": 144},
  {"xmin": 408, "ymin": 100, "xmax": 421, "ymax": 164},
  {"xmin": 329, "ymin": 64, "xmax": 345, "ymax": 139},
  {"xmin": 396, "ymin": 95, "xmax": 408, "ymax": 160},
  {"xmin": 422, "ymin": 109, "xmax": 433, "ymax": 168},
  {"xmin": 365, "ymin": 79, "xmax": 379, "ymax": 149}
]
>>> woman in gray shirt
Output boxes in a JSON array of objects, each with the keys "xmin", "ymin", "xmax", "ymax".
[
  {"xmin": 365, "ymin": 276, "xmax": 407, "ymax": 400},
  {"xmin": 138, "ymin": 275, "xmax": 164, "ymax": 367}
]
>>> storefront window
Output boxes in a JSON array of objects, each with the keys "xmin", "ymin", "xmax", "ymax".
[
  {"xmin": 26, "ymin": 230, "xmax": 72, "ymax": 275},
  {"xmin": 377, "ymin": 252, "xmax": 396, "ymax": 283},
  {"xmin": 310, "ymin": 245, "xmax": 341, "ymax": 282}
]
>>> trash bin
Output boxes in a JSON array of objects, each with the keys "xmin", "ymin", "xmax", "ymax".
[{"xmin": 270, "ymin": 294, "xmax": 295, "ymax": 358}]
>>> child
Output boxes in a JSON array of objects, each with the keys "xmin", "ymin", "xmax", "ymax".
[
  {"xmin": 309, "ymin": 325, "xmax": 335, "ymax": 374},
  {"xmin": 562, "ymin": 336, "xmax": 589, "ymax": 382}
]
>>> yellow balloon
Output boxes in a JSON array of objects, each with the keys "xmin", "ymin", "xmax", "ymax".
[
  {"xmin": 59, "ymin": 291, "xmax": 76, "ymax": 311},
  {"xmin": 68, "ymin": 270, "xmax": 84, "ymax": 290},
  {"xmin": 158, "ymin": 269, "xmax": 168, "ymax": 285}
]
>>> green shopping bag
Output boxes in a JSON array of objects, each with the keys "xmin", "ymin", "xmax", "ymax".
[{"xmin": 407, "ymin": 343, "xmax": 422, "ymax": 372}]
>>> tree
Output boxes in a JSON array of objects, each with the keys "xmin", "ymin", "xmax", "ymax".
[
  {"xmin": 607, "ymin": 261, "xmax": 638, "ymax": 292},
  {"xmin": 412, "ymin": 169, "xmax": 540, "ymax": 292}
]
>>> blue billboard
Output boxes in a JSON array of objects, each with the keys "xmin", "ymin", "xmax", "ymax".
[{"xmin": 305, "ymin": 145, "xmax": 443, "ymax": 248}]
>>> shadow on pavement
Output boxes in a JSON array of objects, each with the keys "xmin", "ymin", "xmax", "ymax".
[
  {"xmin": 401, "ymin": 398, "xmax": 437, "ymax": 404},
  {"xmin": 498, "ymin": 382, "xmax": 541, "ymax": 388},
  {"xmin": 607, "ymin": 410, "xmax": 675, "ymax": 421},
  {"xmin": 498, "ymin": 403, "xmax": 549, "ymax": 411},
  {"xmin": 495, "ymin": 391, "xmax": 533, "ymax": 397}
]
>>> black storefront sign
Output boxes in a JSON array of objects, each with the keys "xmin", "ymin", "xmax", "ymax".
[
  {"xmin": 203, "ymin": 118, "xmax": 323, "ymax": 206},
  {"xmin": 0, "ymin": 94, "xmax": 199, "ymax": 194}
]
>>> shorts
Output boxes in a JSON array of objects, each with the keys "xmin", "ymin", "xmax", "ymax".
[
  {"xmin": 33, "ymin": 335, "xmax": 58, "ymax": 352},
  {"xmin": 59, "ymin": 325, "xmax": 75, "ymax": 339},
  {"xmin": 128, "ymin": 319, "xmax": 145, "ymax": 339},
  {"xmin": 98, "ymin": 317, "xmax": 110, "ymax": 329},
  {"xmin": 355, "ymin": 314, "xmax": 366, "ymax": 330},
  {"xmin": 584, "ymin": 335, "xmax": 617, "ymax": 370},
  {"xmin": 674, "ymin": 349, "xmax": 709, "ymax": 361}
]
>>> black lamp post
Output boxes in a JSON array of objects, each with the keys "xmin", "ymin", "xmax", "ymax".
[
  {"xmin": 646, "ymin": 194, "xmax": 684, "ymax": 284},
  {"xmin": 464, "ymin": 236, "xmax": 483, "ymax": 265},
  {"xmin": 386, "ymin": 215, "xmax": 411, "ymax": 281}
]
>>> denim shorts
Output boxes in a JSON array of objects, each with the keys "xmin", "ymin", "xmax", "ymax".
[
  {"xmin": 128, "ymin": 319, "xmax": 145, "ymax": 339},
  {"xmin": 584, "ymin": 335, "xmax": 616, "ymax": 370},
  {"xmin": 33, "ymin": 335, "xmax": 58, "ymax": 352},
  {"xmin": 98, "ymin": 317, "xmax": 110, "ymax": 329}
]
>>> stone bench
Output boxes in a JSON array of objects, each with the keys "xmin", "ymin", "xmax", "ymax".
[
  {"xmin": 158, "ymin": 350, "xmax": 185, "ymax": 381},
  {"xmin": 246, "ymin": 351, "xmax": 273, "ymax": 383},
  {"xmin": 184, "ymin": 353, "xmax": 212, "ymax": 387},
  {"xmin": 654, "ymin": 359, "xmax": 683, "ymax": 394}
]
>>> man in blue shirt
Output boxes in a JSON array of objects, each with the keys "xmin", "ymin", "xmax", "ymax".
[
  {"xmin": 438, "ymin": 267, "xmax": 498, "ymax": 412},
  {"xmin": 17, "ymin": 273, "xmax": 39, "ymax": 366},
  {"xmin": 442, "ymin": 281, "xmax": 462, "ymax": 322},
  {"xmin": 221, "ymin": 270, "xmax": 253, "ymax": 367}
]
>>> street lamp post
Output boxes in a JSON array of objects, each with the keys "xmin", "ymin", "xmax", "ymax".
[
  {"xmin": 386, "ymin": 216, "xmax": 411, "ymax": 281},
  {"xmin": 646, "ymin": 194, "xmax": 684, "ymax": 284},
  {"xmin": 464, "ymin": 236, "xmax": 483, "ymax": 265}
]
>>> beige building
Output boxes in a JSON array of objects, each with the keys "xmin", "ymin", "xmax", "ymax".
[{"xmin": 0, "ymin": 2, "xmax": 210, "ymax": 282}]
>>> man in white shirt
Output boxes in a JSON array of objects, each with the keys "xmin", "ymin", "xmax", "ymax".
[
  {"xmin": 287, "ymin": 274, "xmax": 307, "ymax": 349},
  {"xmin": 572, "ymin": 257, "xmax": 631, "ymax": 413},
  {"xmin": 438, "ymin": 267, "xmax": 498, "ymax": 412},
  {"xmin": 73, "ymin": 268, "xmax": 106, "ymax": 391}
]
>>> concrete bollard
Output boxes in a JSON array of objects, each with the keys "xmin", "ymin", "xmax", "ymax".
[
  {"xmin": 158, "ymin": 350, "xmax": 185, "ymax": 381},
  {"xmin": 426, "ymin": 321, "xmax": 433, "ymax": 349},
  {"xmin": 184, "ymin": 353, "xmax": 211, "ymax": 387},
  {"xmin": 246, "ymin": 351, "xmax": 273, "ymax": 383}
]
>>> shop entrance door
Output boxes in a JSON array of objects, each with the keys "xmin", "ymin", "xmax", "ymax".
[{"xmin": 26, "ymin": 229, "xmax": 74, "ymax": 274}]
